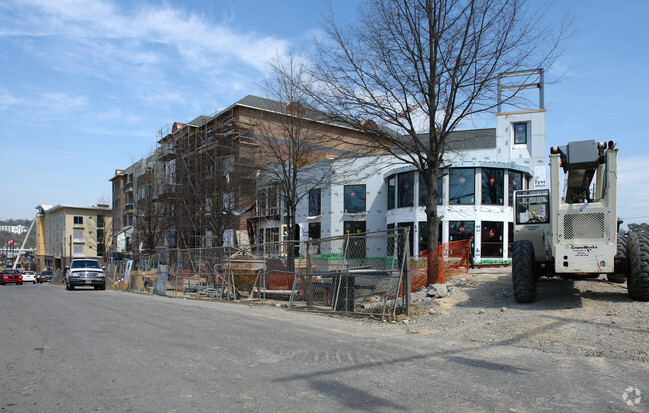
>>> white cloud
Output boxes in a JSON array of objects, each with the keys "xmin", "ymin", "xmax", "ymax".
[
  {"xmin": 0, "ymin": 88, "xmax": 87, "ymax": 120},
  {"xmin": 3, "ymin": 0, "xmax": 288, "ymax": 73}
]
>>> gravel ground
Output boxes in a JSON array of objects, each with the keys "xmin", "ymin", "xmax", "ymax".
[{"xmin": 389, "ymin": 267, "xmax": 649, "ymax": 363}]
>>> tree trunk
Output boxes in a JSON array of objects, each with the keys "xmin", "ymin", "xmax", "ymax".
[{"xmin": 426, "ymin": 170, "xmax": 441, "ymax": 285}]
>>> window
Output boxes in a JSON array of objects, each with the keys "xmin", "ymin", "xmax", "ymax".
[
  {"xmin": 73, "ymin": 230, "xmax": 83, "ymax": 242},
  {"xmin": 387, "ymin": 177, "xmax": 395, "ymax": 210},
  {"xmin": 308, "ymin": 222, "xmax": 321, "ymax": 240},
  {"xmin": 482, "ymin": 168, "xmax": 504, "ymax": 205},
  {"xmin": 449, "ymin": 168, "xmax": 475, "ymax": 205},
  {"xmin": 449, "ymin": 221, "xmax": 474, "ymax": 241},
  {"xmin": 419, "ymin": 172, "xmax": 443, "ymax": 206},
  {"xmin": 515, "ymin": 189, "xmax": 550, "ymax": 225},
  {"xmin": 73, "ymin": 246, "xmax": 84, "ymax": 257},
  {"xmin": 309, "ymin": 189, "xmax": 321, "ymax": 216},
  {"xmin": 513, "ymin": 122, "xmax": 528, "ymax": 144},
  {"xmin": 97, "ymin": 214, "xmax": 104, "ymax": 228},
  {"xmin": 397, "ymin": 172, "xmax": 414, "ymax": 208},
  {"xmin": 344, "ymin": 185, "xmax": 366, "ymax": 213},
  {"xmin": 508, "ymin": 171, "xmax": 523, "ymax": 206},
  {"xmin": 73, "ymin": 216, "xmax": 83, "ymax": 226},
  {"xmin": 308, "ymin": 222, "xmax": 321, "ymax": 255}
]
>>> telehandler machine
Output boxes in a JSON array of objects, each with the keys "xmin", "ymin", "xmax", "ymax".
[{"xmin": 512, "ymin": 140, "xmax": 649, "ymax": 302}]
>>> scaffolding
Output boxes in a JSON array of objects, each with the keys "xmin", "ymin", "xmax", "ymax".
[{"xmin": 155, "ymin": 109, "xmax": 260, "ymax": 250}]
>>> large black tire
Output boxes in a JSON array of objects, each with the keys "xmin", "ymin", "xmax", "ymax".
[
  {"xmin": 608, "ymin": 232, "xmax": 629, "ymax": 283},
  {"xmin": 512, "ymin": 240, "xmax": 537, "ymax": 303},
  {"xmin": 627, "ymin": 232, "xmax": 649, "ymax": 301}
]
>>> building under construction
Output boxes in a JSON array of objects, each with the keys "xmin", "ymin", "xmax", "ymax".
[{"xmin": 154, "ymin": 95, "xmax": 380, "ymax": 250}]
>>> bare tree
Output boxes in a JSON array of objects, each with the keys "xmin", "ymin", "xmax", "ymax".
[
  {"xmin": 258, "ymin": 54, "xmax": 342, "ymax": 270},
  {"xmin": 134, "ymin": 165, "xmax": 165, "ymax": 254},
  {"xmin": 303, "ymin": 0, "xmax": 567, "ymax": 282}
]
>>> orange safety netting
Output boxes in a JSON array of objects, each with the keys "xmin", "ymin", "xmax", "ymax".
[{"xmin": 410, "ymin": 239, "xmax": 471, "ymax": 291}]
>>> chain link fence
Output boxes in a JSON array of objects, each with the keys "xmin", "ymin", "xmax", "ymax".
[
  {"xmin": 288, "ymin": 229, "xmax": 410, "ymax": 318},
  {"xmin": 98, "ymin": 228, "xmax": 410, "ymax": 319}
]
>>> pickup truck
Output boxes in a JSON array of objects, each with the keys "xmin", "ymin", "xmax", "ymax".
[{"xmin": 65, "ymin": 259, "xmax": 105, "ymax": 290}]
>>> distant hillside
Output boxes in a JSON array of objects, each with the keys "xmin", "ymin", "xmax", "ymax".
[
  {"xmin": 0, "ymin": 218, "xmax": 35, "ymax": 249},
  {"xmin": 0, "ymin": 218, "xmax": 31, "ymax": 227}
]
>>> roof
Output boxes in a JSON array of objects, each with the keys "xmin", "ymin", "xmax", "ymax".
[
  {"xmin": 187, "ymin": 115, "xmax": 211, "ymax": 127},
  {"xmin": 414, "ymin": 128, "xmax": 497, "ymax": 151},
  {"xmin": 224, "ymin": 95, "xmax": 400, "ymax": 137},
  {"xmin": 43, "ymin": 204, "xmax": 112, "ymax": 214}
]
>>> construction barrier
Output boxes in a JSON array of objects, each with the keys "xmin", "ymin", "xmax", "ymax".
[
  {"xmin": 99, "ymin": 228, "xmax": 411, "ymax": 319},
  {"xmin": 410, "ymin": 239, "xmax": 470, "ymax": 290}
]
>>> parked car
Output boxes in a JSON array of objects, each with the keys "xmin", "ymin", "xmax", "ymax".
[
  {"xmin": 65, "ymin": 259, "xmax": 105, "ymax": 290},
  {"xmin": 22, "ymin": 271, "xmax": 37, "ymax": 284},
  {"xmin": 37, "ymin": 271, "xmax": 53, "ymax": 283},
  {"xmin": 1, "ymin": 269, "xmax": 23, "ymax": 285}
]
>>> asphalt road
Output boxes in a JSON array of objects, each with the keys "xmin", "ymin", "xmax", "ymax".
[{"xmin": 1, "ymin": 283, "xmax": 646, "ymax": 412}]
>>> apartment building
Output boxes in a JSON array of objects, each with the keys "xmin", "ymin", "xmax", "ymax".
[
  {"xmin": 124, "ymin": 94, "xmax": 387, "ymax": 250},
  {"xmin": 34, "ymin": 203, "xmax": 112, "ymax": 271}
]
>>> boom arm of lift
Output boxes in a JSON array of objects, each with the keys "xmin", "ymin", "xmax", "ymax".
[{"xmin": 550, "ymin": 140, "xmax": 614, "ymax": 204}]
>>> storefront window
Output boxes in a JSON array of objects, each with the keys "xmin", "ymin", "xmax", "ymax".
[
  {"xmin": 482, "ymin": 168, "xmax": 504, "ymax": 205},
  {"xmin": 449, "ymin": 221, "xmax": 474, "ymax": 241},
  {"xmin": 508, "ymin": 170, "xmax": 523, "ymax": 206},
  {"xmin": 449, "ymin": 168, "xmax": 475, "ymax": 205}
]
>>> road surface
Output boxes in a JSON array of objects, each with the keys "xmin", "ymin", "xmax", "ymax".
[{"xmin": 1, "ymin": 284, "xmax": 646, "ymax": 412}]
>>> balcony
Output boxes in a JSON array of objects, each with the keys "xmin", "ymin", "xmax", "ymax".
[
  {"xmin": 125, "ymin": 203, "xmax": 134, "ymax": 213},
  {"xmin": 125, "ymin": 182, "xmax": 134, "ymax": 192}
]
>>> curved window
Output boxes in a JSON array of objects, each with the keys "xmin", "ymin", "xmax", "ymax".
[
  {"xmin": 398, "ymin": 172, "xmax": 414, "ymax": 208},
  {"xmin": 449, "ymin": 168, "xmax": 475, "ymax": 205},
  {"xmin": 482, "ymin": 168, "xmax": 504, "ymax": 205},
  {"xmin": 508, "ymin": 171, "xmax": 523, "ymax": 206}
]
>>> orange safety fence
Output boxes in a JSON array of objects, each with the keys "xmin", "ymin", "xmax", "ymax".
[{"xmin": 410, "ymin": 239, "xmax": 471, "ymax": 290}]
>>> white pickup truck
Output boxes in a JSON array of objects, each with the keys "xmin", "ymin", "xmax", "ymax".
[{"xmin": 65, "ymin": 259, "xmax": 106, "ymax": 290}]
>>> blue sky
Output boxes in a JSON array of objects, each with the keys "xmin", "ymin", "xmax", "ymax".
[{"xmin": 1, "ymin": 0, "xmax": 648, "ymax": 227}]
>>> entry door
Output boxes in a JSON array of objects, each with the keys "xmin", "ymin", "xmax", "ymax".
[
  {"xmin": 481, "ymin": 221, "xmax": 504, "ymax": 258},
  {"xmin": 344, "ymin": 221, "xmax": 366, "ymax": 259}
]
